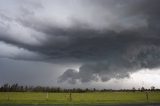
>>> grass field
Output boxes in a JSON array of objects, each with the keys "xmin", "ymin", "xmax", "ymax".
[{"xmin": 0, "ymin": 92, "xmax": 160, "ymax": 105}]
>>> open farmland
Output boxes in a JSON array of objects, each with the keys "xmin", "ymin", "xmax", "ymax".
[{"xmin": 0, "ymin": 92, "xmax": 160, "ymax": 105}]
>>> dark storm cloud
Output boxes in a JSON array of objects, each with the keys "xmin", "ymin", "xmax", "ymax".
[
  {"xmin": 0, "ymin": 0, "xmax": 160, "ymax": 84},
  {"xmin": 58, "ymin": 43, "xmax": 160, "ymax": 84},
  {"xmin": 58, "ymin": 62, "xmax": 130, "ymax": 84}
]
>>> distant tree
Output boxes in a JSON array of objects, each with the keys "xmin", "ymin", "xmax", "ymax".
[
  {"xmin": 141, "ymin": 87, "xmax": 145, "ymax": 92},
  {"xmin": 151, "ymin": 86, "xmax": 155, "ymax": 91},
  {"xmin": 93, "ymin": 88, "xmax": 96, "ymax": 92},
  {"xmin": 85, "ymin": 88, "xmax": 89, "ymax": 92},
  {"xmin": 132, "ymin": 87, "xmax": 136, "ymax": 92},
  {"xmin": 2, "ymin": 83, "xmax": 10, "ymax": 92}
]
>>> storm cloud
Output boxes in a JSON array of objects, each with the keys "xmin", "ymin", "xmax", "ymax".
[{"xmin": 0, "ymin": 0, "xmax": 160, "ymax": 85}]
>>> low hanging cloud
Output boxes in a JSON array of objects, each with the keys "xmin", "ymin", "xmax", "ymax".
[
  {"xmin": 58, "ymin": 63, "xmax": 130, "ymax": 84},
  {"xmin": 58, "ymin": 44, "xmax": 160, "ymax": 84},
  {"xmin": 0, "ymin": 0, "xmax": 160, "ymax": 84}
]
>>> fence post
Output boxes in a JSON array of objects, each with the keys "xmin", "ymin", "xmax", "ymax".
[
  {"xmin": 69, "ymin": 92, "xmax": 72, "ymax": 102},
  {"xmin": 145, "ymin": 92, "xmax": 149, "ymax": 102},
  {"xmin": 46, "ymin": 92, "xmax": 48, "ymax": 100},
  {"xmin": 7, "ymin": 92, "xmax": 10, "ymax": 101}
]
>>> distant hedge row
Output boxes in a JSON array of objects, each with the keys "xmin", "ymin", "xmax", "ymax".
[{"xmin": 0, "ymin": 83, "xmax": 160, "ymax": 92}]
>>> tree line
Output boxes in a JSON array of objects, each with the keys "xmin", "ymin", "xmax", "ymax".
[{"xmin": 0, "ymin": 83, "xmax": 160, "ymax": 92}]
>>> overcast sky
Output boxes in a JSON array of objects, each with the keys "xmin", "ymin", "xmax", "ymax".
[{"xmin": 0, "ymin": 0, "xmax": 160, "ymax": 89}]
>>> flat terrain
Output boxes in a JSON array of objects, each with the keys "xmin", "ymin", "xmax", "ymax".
[{"xmin": 0, "ymin": 92, "xmax": 160, "ymax": 105}]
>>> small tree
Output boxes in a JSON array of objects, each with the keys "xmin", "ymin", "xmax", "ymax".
[
  {"xmin": 132, "ymin": 87, "xmax": 136, "ymax": 92},
  {"xmin": 141, "ymin": 87, "xmax": 145, "ymax": 92},
  {"xmin": 151, "ymin": 86, "xmax": 155, "ymax": 91}
]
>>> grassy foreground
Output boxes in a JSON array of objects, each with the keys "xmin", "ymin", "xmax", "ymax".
[{"xmin": 0, "ymin": 92, "xmax": 160, "ymax": 105}]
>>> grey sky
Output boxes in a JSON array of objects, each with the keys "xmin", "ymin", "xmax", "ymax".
[{"xmin": 0, "ymin": 0, "xmax": 160, "ymax": 89}]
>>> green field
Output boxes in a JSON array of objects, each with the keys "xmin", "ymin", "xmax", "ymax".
[{"xmin": 0, "ymin": 92, "xmax": 160, "ymax": 105}]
